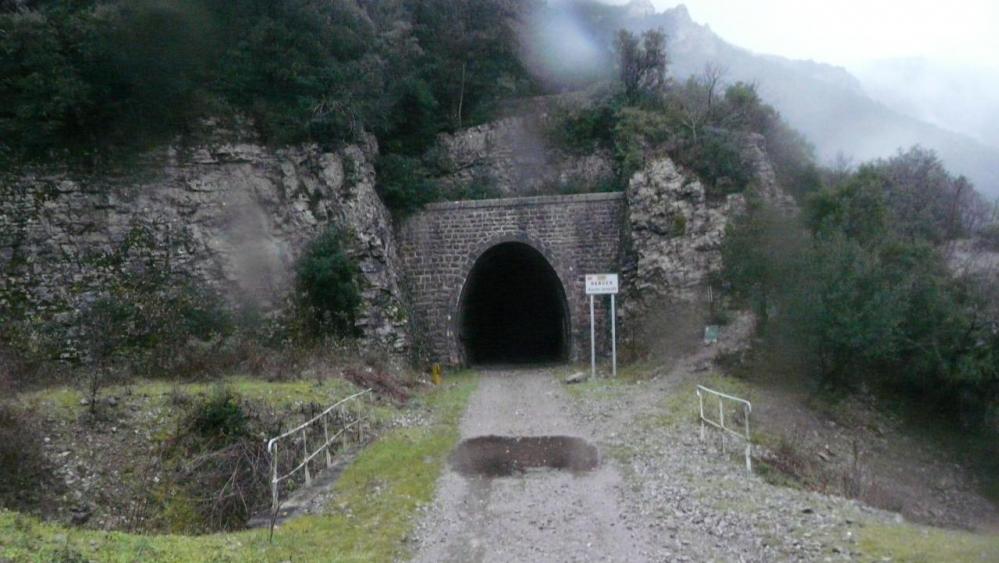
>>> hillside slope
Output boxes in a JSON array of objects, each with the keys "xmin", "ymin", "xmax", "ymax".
[{"xmin": 619, "ymin": 4, "xmax": 999, "ymax": 198}]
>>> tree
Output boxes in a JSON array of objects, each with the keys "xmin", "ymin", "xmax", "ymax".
[
  {"xmin": 296, "ymin": 227, "xmax": 362, "ymax": 338},
  {"xmin": 615, "ymin": 28, "xmax": 668, "ymax": 101},
  {"xmin": 408, "ymin": 0, "xmax": 532, "ymax": 130}
]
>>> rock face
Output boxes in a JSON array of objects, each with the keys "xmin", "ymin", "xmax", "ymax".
[
  {"xmin": 0, "ymin": 138, "xmax": 409, "ymax": 354},
  {"xmin": 624, "ymin": 156, "xmax": 744, "ymax": 308},
  {"xmin": 1, "ymin": 113, "xmax": 792, "ymax": 367},
  {"xmin": 623, "ymin": 133, "xmax": 794, "ymax": 308},
  {"xmin": 739, "ymin": 131, "xmax": 797, "ymax": 211},
  {"xmin": 431, "ymin": 117, "xmax": 616, "ymax": 198}
]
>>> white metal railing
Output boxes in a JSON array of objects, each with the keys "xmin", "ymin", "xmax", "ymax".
[
  {"xmin": 266, "ymin": 389, "xmax": 371, "ymax": 513},
  {"xmin": 696, "ymin": 385, "xmax": 752, "ymax": 472}
]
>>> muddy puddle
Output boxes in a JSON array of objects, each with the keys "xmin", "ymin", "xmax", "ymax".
[{"xmin": 450, "ymin": 435, "xmax": 600, "ymax": 477}]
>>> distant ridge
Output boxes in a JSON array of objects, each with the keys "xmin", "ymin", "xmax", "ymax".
[{"xmin": 613, "ymin": 3, "xmax": 999, "ymax": 198}]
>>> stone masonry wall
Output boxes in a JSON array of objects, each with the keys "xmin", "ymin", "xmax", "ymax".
[{"xmin": 399, "ymin": 193, "xmax": 627, "ymax": 365}]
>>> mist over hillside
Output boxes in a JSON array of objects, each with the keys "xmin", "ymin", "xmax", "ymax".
[
  {"xmin": 607, "ymin": 2, "xmax": 999, "ymax": 198},
  {"xmin": 853, "ymin": 58, "xmax": 999, "ymax": 151}
]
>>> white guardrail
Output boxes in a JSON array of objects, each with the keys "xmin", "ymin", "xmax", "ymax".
[
  {"xmin": 696, "ymin": 385, "xmax": 752, "ymax": 472},
  {"xmin": 266, "ymin": 389, "xmax": 371, "ymax": 513}
]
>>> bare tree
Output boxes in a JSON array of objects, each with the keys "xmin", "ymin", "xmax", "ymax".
[
  {"xmin": 674, "ymin": 63, "xmax": 728, "ymax": 141},
  {"xmin": 701, "ymin": 62, "xmax": 726, "ymax": 114}
]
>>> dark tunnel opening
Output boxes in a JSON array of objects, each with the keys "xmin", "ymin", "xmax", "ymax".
[{"xmin": 459, "ymin": 243, "xmax": 569, "ymax": 365}]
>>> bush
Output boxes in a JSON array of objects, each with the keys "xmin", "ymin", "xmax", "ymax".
[
  {"xmin": 0, "ymin": 323, "xmax": 42, "ymax": 389},
  {"xmin": 158, "ymin": 387, "xmax": 272, "ymax": 532},
  {"xmin": 296, "ymin": 227, "xmax": 362, "ymax": 338},
  {"xmin": 976, "ymin": 222, "xmax": 999, "ymax": 251},
  {"xmin": 374, "ymin": 154, "xmax": 442, "ymax": 216},
  {"xmin": 450, "ymin": 172, "xmax": 502, "ymax": 201},
  {"xmin": 76, "ymin": 273, "xmax": 232, "ymax": 377},
  {"xmin": 722, "ymin": 199, "xmax": 999, "ymax": 426},
  {"xmin": 183, "ymin": 387, "xmax": 250, "ymax": 444},
  {"xmin": 611, "ymin": 106, "xmax": 674, "ymax": 182},
  {"xmin": 547, "ymin": 103, "xmax": 619, "ymax": 155},
  {"xmin": 676, "ymin": 128, "xmax": 755, "ymax": 197},
  {"xmin": 0, "ymin": 403, "xmax": 53, "ymax": 510}
]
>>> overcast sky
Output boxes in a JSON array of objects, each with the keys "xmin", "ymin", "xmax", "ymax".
[{"xmin": 636, "ymin": 0, "xmax": 999, "ymax": 71}]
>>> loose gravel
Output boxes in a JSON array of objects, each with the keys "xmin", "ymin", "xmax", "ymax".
[{"xmin": 409, "ymin": 364, "xmax": 900, "ymax": 562}]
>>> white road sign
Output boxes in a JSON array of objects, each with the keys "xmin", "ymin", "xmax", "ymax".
[{"xmin": 585, "ymin": 273, "xmax": 619, "ymax": 295}]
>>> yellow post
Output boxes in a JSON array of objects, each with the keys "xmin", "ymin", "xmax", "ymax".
[{"xmin": 431, "ymin": 363, "xmax": 443, "ymax": 385}]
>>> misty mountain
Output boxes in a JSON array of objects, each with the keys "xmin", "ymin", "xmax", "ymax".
[
  {"xmin": 853, "ymin": 58, "xmax": 999, "ymax": 151},
  {"xmin": 616, "ymin": 3, "xmax": 999, "ymax": 198}
]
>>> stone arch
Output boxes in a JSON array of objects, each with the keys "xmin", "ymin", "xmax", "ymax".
[{"xmin": 447, "ymin": 233, "xmax": 573, "ymax": 365}]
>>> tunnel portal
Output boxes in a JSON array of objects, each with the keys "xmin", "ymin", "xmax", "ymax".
[{"xmin": 459, "ymin": 242, "xmax": 569, "ymax": 365}]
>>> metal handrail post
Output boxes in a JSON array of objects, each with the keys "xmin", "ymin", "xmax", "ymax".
[
  {"xmin": 323, "ymin": 414, "xmax": 332, "ymax": 468},
  {"xmin": 719, "ymin": 399, "xmax": 725, "ymax": 453},
  {"xmin": 744, "ymin": 404, "xmax": 752, "ymax": 472},
  {"xmin": 697, "ymin": 388, "xmax": 705, "ymax": 441},
  {"xmin": 271, "ymin": 442, "xmax": 279, "ymax": 513},
  {"xmin": 695, "ymin": 385, "xmax": 753, "ymax": 473},
  {"xmin": 302, "ymin": 429, "xmax": 312, "ymax": 486},
  {"xmin": 265, "ymin": 389, "xmax": 371, "ymax": 511}
]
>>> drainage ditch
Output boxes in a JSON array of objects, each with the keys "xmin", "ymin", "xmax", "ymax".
[{"xmin": 450, "ymin": 435, "xmax": 599, "ymax": 477}]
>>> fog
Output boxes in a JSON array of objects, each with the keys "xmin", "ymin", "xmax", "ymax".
[
  {"xmin": 518, "ymin": 1, "xmax": 614, "ymax": 90},
  {"xmin": 853, "ymin": 59, "xmax": 999, "ymax": 151},
  {"xmin": 633, "ymin": 0, "xmax": 999, "ymax": 152}
]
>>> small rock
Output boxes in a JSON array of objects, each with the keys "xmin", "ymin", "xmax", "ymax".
[
  {"xmin": 79, "ymin": 398, "xmax": 89, "ymax": 406},
  {"xmin": 565, "ymin": 371, "xmax": 587, "ymax": 384},
  {"xmin": 106, "ymin": 396, "xmax": 118, "ymax": 407},
  {"xmin": 70, "ymin": 506, "xmax": 92, "ymax": 526}
]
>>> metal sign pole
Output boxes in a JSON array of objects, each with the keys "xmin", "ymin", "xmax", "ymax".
[
  {"xmin": 611, "ymin": 293, "xmax": 617, "ymax": 378},
  {"xmin": 589, "ymin": 294, "xmax": 596, "ymax": 379}
]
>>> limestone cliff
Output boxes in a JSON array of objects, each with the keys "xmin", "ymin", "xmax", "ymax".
[
  {"xmin": 623, "ymin": 156, "xmax": 744, "ymax": 307},
  {"xmin": 0, "ymin": 138, "xmax": 409, "ymax": 354},
  {"xmin": 430, "ymin": 117, "xmax": 616, "ymax": 198}
]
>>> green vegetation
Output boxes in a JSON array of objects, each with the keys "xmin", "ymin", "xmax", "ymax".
[
  {"xmin": 295, "ymin": 227, "xmax": 362, "ymax": 339},
  {"xmin": 0, "ymin": 0, "xmax": 537, "ymax": 211},
  {"xmin": 722, "ymin": 148, "xmax": 999, "ymax": 429},
  {"xmin": 0, "ymin": 372, "xmax": 478, "ymax": 561},
  {"xmin": 0, "ymin": 404, "xmax": 52, "ymax": 512},
  {"xmin": 643, "ymin": 372, "xmax": 754, "ymax": 431},
  {"xmin": 17, "ymin": 376, "xmax": 388, "ymax": 424},
  {"xmin": 859, "ymin": 523, "xmax": 999, "ymax": 563},
  {"xmin": 547, "ymin": 61, "xmax": 819, "ymax": 199}
]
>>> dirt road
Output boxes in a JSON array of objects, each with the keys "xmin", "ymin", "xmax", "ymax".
[
  {"xmin": 410, "ymin": 364, "xmax": 907, "ymax": 562},
  {"xmin": 410, "ymin": 368, "xmax": 658, "ymax": 562}
]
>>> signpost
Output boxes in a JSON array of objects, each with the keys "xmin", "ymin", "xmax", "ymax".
[{"xmin": 585, "ymin": 274, "xmax": 619, "ymax": 379}]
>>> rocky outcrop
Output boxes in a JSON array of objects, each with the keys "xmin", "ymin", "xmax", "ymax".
[
  {"xmin": 739, "ymin": 131, "xmax": 797, "ymax": 211},
  {"xmin": 0, "ymin": 138, "xmax": 409, "ymax": 354},
  {"xmin": 623, "ymin": 156, "xmax": 744, "ymax": 310},
  {"xmin": 430, "ymin": 117, "xmax": 616, "ymax": 197}
]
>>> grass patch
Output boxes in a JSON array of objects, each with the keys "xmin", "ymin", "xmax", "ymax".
[
  {"xmin": 0, "ymin": 372, "xmax": 478, "ymax": 562},
  {"xmin": 859, "ymin": 523, "xmax": 999, "ymax": 562},
  {"xmin": 18, "ymin": 376, "xmax": 397, "ymax": 425},
  {"xmin": 640, "ymin": 372, "xmax": 755, "ymax": 430},
  {"xmin": 563, "ymin": 377, "xmax": 628, "ymax": 400},
  {"xmin": 615, "ymin": 362, "xmax": 658, "ymax": 382}
]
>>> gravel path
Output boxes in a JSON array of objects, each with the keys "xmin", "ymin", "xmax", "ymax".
[
  {"xmin": 410, "ymin": 364, "xmax": 898, "ymax": 562},
  {"xmin": 411, "ymin": 368, "xmax": 659, "ymax": 562}
]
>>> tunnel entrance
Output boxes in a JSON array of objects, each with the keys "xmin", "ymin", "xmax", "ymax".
[{"xmin": 459, "ymin": 242, "xmax": 569, "ymax": 365}]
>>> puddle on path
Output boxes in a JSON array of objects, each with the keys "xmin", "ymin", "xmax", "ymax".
[{"xmin": 450, "ymin": 435, "xmax": 600, "ymax": 477}]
